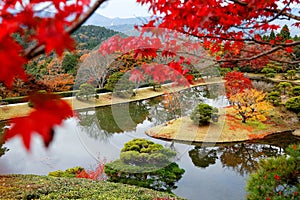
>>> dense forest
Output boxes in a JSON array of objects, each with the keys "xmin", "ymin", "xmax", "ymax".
[
  {"xmin": 0, "ymin": 25, "xmax": 124, "ymax": 99},
  {"xmin": 72, "ymin": 25, "xmax": 125, "ymax": 50}
]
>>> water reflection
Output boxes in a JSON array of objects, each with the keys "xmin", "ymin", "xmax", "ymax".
[
  {"xmin": 187, "ymin": 132, "xmax": 300, "ymax": 177},
  {"xmin": 0, "ymin": 121, "xmax": 8, "ymax": 158},
  {"xmin": 188, "ymin": 147, "xmax": 218, "ymax": 168},
  {"xmin": 1, "ymin": 84, "xmax": 299, "ymax": 200}
]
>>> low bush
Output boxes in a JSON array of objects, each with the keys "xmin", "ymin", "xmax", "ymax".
[
  {"xmin": 190, "ymin": 103, "xmax": 218, "ymax": 125},
  {"xmin": 266, "ymin": 91, "xmax": 282, "ymax": 106},
  {"xmin": 285, "ymin": 96, "xmax": 300, "ymax": 115},
  {"xmin": 105, "ymin": 138, "xmax": 184, "ymax": 193}
]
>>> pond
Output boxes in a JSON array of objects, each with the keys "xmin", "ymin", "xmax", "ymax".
[{"xmin": 0, "ymin": 86, "xmax": 299, "ymax": 200}]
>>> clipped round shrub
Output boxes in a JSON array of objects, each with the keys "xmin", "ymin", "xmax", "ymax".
[
  {"xmin": 76, "ymin": 83, "xmax": 96, "ymax": 101},
  {"xmin": 266, "ymin": 72, "xmax": 275, "ymax": 78},
  {"xmin": 266, "ymin": 91, "xmax": 282, "ymax": 106},
  {"xmin": 104, "ymin": 138, "xmax": 184, "ymax": 192},
  {"xmin": 120, "ymin": 138, "xmax": 176, "ymax": 166},
  {"xmin": 291, "ymin": 86, "xmax": 300, "ymax": 96},
  {"xmin": 48, "ymin": 166, "xmax": 84, "ymax": 178},
  {"xmin": 104, "ymin": 72, "xmax": 134, "ymax": 98},
  {"xmin": 190, "ymin": 103, "xmax": 218, "ymax": 125},
  {"xmin": 261, "ymin": 67, "xmax": 276, "ymax": 74},
  {"xmin": 285, "ymin": 96, "xmax": 300, "ymax": 115}
]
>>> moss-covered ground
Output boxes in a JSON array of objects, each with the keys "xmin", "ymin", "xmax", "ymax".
[{"xmin": 0, "ymin": 174, "xmax": 183, "ymax": 200}]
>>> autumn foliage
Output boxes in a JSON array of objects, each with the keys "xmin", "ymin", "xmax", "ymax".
[
  {"xmin": 1, "ymin": 0, "xmax": 299, "ymax": 150},
  {"xmin": 229, "ymin": 89, "xmax": 274, "ymax": 123},
  {"xmin": 224, "ymin": 71, "xmax": 252, "ymax": 98}
]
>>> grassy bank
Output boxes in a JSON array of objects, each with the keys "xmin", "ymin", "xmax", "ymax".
[{"xmin": 0, "ymin": 174, "xmax": 183, "ymax": 200}]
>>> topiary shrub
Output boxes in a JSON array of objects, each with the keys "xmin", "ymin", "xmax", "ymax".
[
  {"xmin": 104, "ymin": 138, "xmax": 184, "ymax": 192},
  {"xmin": 266, "ymin": 72, "xmax": 275, "ymax": 78},
  {"xmin": 286, "ymin": 69, "xmax": 297, "ymax": 80},
  {"xmin": 48, "ymin": 166, "xmax": 84, "ymax": 178},
  {"xmin": 290, "ymin": 86, "xmax": 300, "ymax": 96},
  {"xmin": 285, "ymin": 96, "xmax": 300, "ymax": 115},
  {"xmin": 76, "ymin": 83, "xmax": 96, "ymax": 101},
  {"xmin": 190, "ymin": 103, "xmax": 218, "ymax": 125},
  {"xmin": 104, "ymin": 72, "xmax": 134, "ymax": 98},
  {"xmin": 276, "ymin": 82, "xmax": 292, "ymax": 95},
  {"xmin": 266, "ymin": 91, "xmax": 282, "ymax": 106},
  {"xmin": 246, "ymin": 144, "xmax": 300, "ymax": 200}
]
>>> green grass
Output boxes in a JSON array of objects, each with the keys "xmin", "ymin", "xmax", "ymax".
[
  {"xmin": 245, "ymin": 120, "xmax": 268, "ymax": 131},
  {"xmin": 0, "ymin": 175, "xmax": 184, "ymax": 200}
]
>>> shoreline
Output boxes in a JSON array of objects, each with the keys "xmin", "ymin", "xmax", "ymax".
[
  {"xmin": 145, "ymin": 111, "xmax": 300, "ymax": 143},
  {"xmin": 0, "ymin": 79, "xmax": 223, "ymax": 121}
]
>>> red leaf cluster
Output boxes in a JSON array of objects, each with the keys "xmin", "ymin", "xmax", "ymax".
[
  {"xmin": 136, "ymin": 0, "xmax": 299, "ymax": 61},
  {"xmin": 76, "ymin": 162, "xmax": 107, "ymax": 181},
  {"xmin": 0, "ymin": 0, "xmax": 90, "ymax": 88},
  {"xmin": 4, "ymin": 93, "xmax": 74, "ymax": 150},
  {"xmin": 224, "ymin": 71, "xmax": 252, "ymax": 98}
]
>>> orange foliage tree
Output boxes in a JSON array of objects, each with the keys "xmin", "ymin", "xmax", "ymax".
[{"xmin": 229, "ymin": 89, "xmax": 274, "ymax": 123}]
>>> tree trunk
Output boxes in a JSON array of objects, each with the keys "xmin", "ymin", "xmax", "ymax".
[{"xmin": 242, "ymin": 115, "xmax": 246, "ymax": 123}]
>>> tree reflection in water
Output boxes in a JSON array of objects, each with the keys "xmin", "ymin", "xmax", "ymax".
[
  {"xmin": 188, "ymin": 147, "xmax": 218, "ymax": 168},
  {"xmin": 78, "ymin": 100, "xmax": 150, "ymax": 138},
  {"xmin": 188, "ymin": 132, "xmax": 300, "ymax": 176},
  {"xmin": 0, "ymin": 121, "xmax": 8, "ymax": 158},
  {"xmin": 218, "ymin": 143, "xmax": 281, "ymax": 176}
]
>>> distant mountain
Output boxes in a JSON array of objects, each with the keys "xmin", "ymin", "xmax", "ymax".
[
  {"xmin": 84, "ymin": 13, "xmax": 149, "ymax": 36},
  {"xmin": 85, "ymin": 13, "xmax": 148, "ymax": 26}
]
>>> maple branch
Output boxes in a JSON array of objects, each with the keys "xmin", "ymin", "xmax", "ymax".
[
  {"xmin": 230, "ymin": 0, "xmax": 300, "ymax": 21},
  {"xmin": 24, "ymin": 0, "xmax": 108, "ymax": 60},
  {"xmin": 219, "ymin": 46, "xmax": 283, "ymax": 63},
  {"xmin": 266, "ymin": 8, "xmax": 300, "ymax": 21}
]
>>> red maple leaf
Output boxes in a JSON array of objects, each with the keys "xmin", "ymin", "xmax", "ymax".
[
  {"xmin": 4, "ymin": 93, "xmax": 74, "ymax": 150},
  {"xmin": 36, "ymin": 19, "xmax": 74, "ymax": 56},
  {"xmin": 0, "ymin": 33, "xmax": 27, "ymax": 87}
]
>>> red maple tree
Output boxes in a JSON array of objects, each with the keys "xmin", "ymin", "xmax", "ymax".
[
  {"xmin": 224, "ymin": 71, "xmax": 252, "ymax": 98},
  {"xmin": 1, "ymin": 0, "xmax": 299, "ymax": 150}
]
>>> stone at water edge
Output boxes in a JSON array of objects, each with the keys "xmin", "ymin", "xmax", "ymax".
[{"xmin": 292, "ymin": 129, "xmax": 300, "ymax": 136}]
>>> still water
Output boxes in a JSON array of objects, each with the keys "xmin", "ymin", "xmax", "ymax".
[{"xmin": 0, "ymin": 86, "xmax": 299, "ymax": 200}]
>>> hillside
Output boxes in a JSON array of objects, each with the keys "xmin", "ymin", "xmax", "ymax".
[{"xmin": 72, "ymin": 25, "xmax": 126, "ymax": 50}]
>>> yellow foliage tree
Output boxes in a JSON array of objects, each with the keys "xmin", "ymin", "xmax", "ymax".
[{"xmin": 229, "ymin": 89, "xmax": 274, "ymax": 123}]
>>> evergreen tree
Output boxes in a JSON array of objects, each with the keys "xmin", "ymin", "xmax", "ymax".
[
  {"xmin": 269, "ymin": 30, "xmax": 276, "ymax": 41},
  {"xmin": 278, "ymin": 24, "xmax": 291, "ymax": 40}
]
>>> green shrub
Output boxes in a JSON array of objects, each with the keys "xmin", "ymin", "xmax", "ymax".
[
  {"xmin": 48, "ymin": 166, "xmax": 84, "ymax": 178},
  {"xmin": 76, "ymin": 83, "xmax": 96, "ymax": 101},
  {"xmin": 190, "ymin": 103, "xmax": 218, "ymax": 125},
  {"xmin": 218, "ymin": 67, "xmax": 232, "ymax": 77},
  {"xmin": 266, "ymin": 91, "xmax": 282, "ymax": 106},
  {"xmin": 286, "ymin": 69, "xmax": 297, "ymax": 80},
  {"xmin": 2, "ymin": 96, "xmax": 27, "ymax": 104},
  {"xmin": 290, "ymin": 86, "xmax": 300, "ymax": 96},
  {"xmin": 277, "ymin": 82, "xmax": 292, "ymax": 95},
  {"xmin": 261, "ymin": 67, "xmax": 276, "ymax": 74},
  {"xmin": 266, "ymin": 72, "xmax": 275, "ymax": 78},
  {"xmin": 105, "ymin": 138, "xmax": 184, "ymax": 192},
  {"xmin": 285, "ymin": 96, "xmax": 300, "ymax": 115},
  {"xmin": 105, "ymin": 72, "xmax": 134, "ymax": 98},
  {"xmin": 246, "ymin": 144, "xmax": 300, "ymax": 200}
]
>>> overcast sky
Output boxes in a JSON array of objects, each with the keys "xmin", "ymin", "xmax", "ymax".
[{"xmin": 96, "ymin": 0, "xmax": 151, "ymax": 18}]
